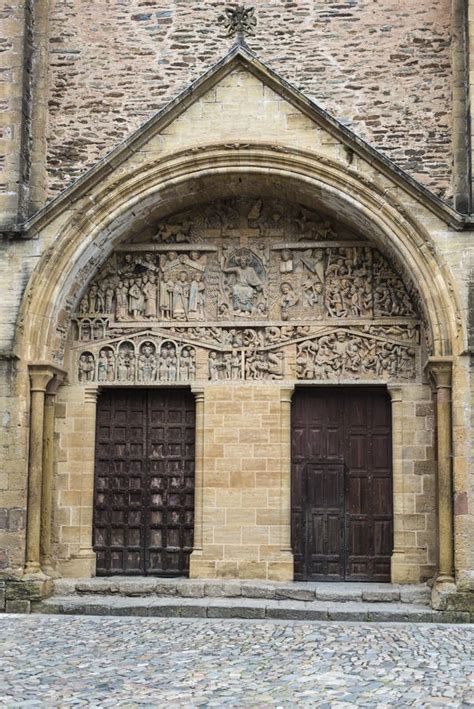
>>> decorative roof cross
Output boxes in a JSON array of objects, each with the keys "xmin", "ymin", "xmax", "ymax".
[{"xmin": 219, "ymin": 6, "xmax": 257, "ymax": 43}]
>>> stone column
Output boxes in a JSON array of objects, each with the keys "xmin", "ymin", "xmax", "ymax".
[
  {"xmin": 279, "ymin": 387, "xmax": 295, "ymax": 558},
  {"xmin": 24, "ymin": 365, "xmax": 55, "ymax": 576},
  {"xmin": 428, "ymin": 360, "xmax": 455, "ymax": 587},
  {"xmin": 189, "ymin": 388, "xmax": 205, "ymax": 577},
  {"xmin": 387, "ymin": 386, "xmax": 406, "ymax": 582},
  {"xmin": 70, "ymin": 387, "xmax": 99, "ymax": 577},
  {"xmin": 40, "ymin": 373, "xmax": 65, "ymax": 577}
]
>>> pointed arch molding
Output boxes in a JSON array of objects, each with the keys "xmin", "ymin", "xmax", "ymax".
[{"xmin": 17, "ymin": 144, "xmax": 462, "ymax": 362}]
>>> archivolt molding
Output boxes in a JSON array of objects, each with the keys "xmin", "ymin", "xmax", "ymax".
[{"xmin": 17, "ymin": 144, "xmax": 463, "ymax": 364}]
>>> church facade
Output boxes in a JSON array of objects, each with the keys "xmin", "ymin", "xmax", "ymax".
[{"xmin": 0, "ymin": 1, "xmax": 473, "ymax": 614}]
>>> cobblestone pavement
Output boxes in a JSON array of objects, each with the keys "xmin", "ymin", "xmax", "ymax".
[{"xmin": 0, "ymin": 615, "xmax": 473, "ymax": 707}]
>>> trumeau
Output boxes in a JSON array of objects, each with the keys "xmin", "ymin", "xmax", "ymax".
[{"xmin": 71, "ymin": 198, "xmax": 422, "ymax": 386}]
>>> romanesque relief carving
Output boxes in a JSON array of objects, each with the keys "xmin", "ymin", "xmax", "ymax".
[
  {"xmin": 245, "ymin": 350, "xmax": 284, "ymax": 380},
  {"xmin": 296, "ymin": 329, "xmax": 416, "ymax": 381},
  {"xmin": 71, "ymin": 199, "xmax": 422, "ymax": 385},
  {"xmin": 78, "ymin": 249, "xmax": 211, "ymax": 325},
  {"xmin": 207, "ymin": 348, "xmax": 284, "ymax": 381},
  {"xmin": 209, "ymin": 351, "xmax": 243, "ymax": 381},
  {"xmin": 74, "ymin": 244, "xmax": 415, "ymax": 329},
  {"xmin": 220, "ymin": 247, "xmax": 267, "ymax": 318},
  {"xmin": 372, "ymin": 253, "xmax": 416, "ymax": 317},
  {"xmin": 73, "ymin": 323, "xmax": 418, "ymax": 384},
  {"xmin": 77, "ymin": 337, "xmax": 196, "ymax": 385},
  {"xmin": 78, "ymin": 352, "xmax": 95, "ymax": 383}
]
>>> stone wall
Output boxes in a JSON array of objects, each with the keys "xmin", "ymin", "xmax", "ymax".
[
  {"xmin": 46, "ymin": 0, "xmax": 454, "ymax": 200},
  {"xmin": 0, "ymin": 1, "xmax": 27, "ymax": 224},
  {"xmin": 0, "ymin": 359, "xmax": 28, "ymax": 574}
]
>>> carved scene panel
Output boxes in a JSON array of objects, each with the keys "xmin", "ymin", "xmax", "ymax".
[{"xmin": 71, "ymin": 198, "xmax": 424, "ymax": 384}]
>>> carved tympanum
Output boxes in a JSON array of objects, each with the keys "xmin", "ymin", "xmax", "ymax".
[{"xmin": 72, "ymin": 198, "xmax": 423, "ymax": 384}]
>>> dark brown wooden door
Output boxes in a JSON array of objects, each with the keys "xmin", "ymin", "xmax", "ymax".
[
  {"xmin": 292, "ymin": 387, "xmax": 392, "ymax": 582},
  {"xmin": 93, "ymin": 388, "xmax": 195, "ymax": 576}
]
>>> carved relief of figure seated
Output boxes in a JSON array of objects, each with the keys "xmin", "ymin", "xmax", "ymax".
[{"xmin": 222, "ymin": 254, "xmax": 263, "ymax": 314}]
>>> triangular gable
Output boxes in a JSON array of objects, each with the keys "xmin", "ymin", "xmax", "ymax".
[{"xmin": 17, "ymin": 44, "xmax": 464, "ymax": 234}]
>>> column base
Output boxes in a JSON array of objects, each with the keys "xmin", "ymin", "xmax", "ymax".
[
  {"xmin": 40, "ymin": 563, "xmax": 61, "ymax": 579},
  {"xmin": 23, "ymin": 563, "xmax": 48, "ymax": 580}
]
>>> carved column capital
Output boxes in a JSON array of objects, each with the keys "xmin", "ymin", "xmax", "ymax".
[
  {"xmin": 191, "ymin": 386, "xmax": 205, "ymax": 404},
  {"xmin": 84, "ymin": 387, "xmax": 100, "ymax": 405},
  {"xmin": 279, "ymin": 385, "xmax": 295, "ymax": 405},
  {"xmin": 46, "ymin": 370, "xmax": 67, "ymax": 399},
  {"xmin": 29, "ymin": 363, "xmax": 65, "ymax": 393},
  {"xmin": 426, "ymin": 358, "xmax": 453, "ymax": 390},
  {"xmin": 386, "ymin": 385, "xmax": 403, "ymax": 403}
]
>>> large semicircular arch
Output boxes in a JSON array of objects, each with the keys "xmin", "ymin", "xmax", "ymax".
[{"xmin": 17, "ymin": 145, "xmax": 462, "ymax": 362}]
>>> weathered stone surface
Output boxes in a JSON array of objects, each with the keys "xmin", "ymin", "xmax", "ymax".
[
  {"xmin": 362, "ymin": 588, "xmax": 401, "ymax": 603},
  {"xmin": 5, "ymin": 599, "xmax": 30, "ymax": 613},
  {"xmin": 204, "ymin": 582, "xmax": 242, "ymax": 598},
  {"xmin": 154, "ymin": 583, "xmax": 178, "ymax": 597},
  {"xmin": 117, "ymin": 579, "xmax": 157, "ymax": 596},
  {"xmin": 5, "ymin": 580, "xmax": 45, "ymax": 601},
  {"xmin": 175, "ymin": 582, "xmax": 205, "ymax": 598},
  {"xmin": 76, "ymin": 579, "xmax": 119, "ymax": 595},
  {"xmin": 274, "ymin": 587, "xmax": 315, "ymax": 602},
  {"xmin": 400, "ymin": 586, "xmax": 431, "ymax": 606},
  {"xmin": 36, "ymin": 594, "xmax": 474, "ymax": 623},
  {"xmin": 207, "ymin": 600, "xmax": 266, "ymax": 619},
  {"xmin": 315, "ymin": 587, "xmax": 362, "ymax": 602},
  {"xmin": 241, "ymin": 584, "xmax": 278, "ymax": 600}
]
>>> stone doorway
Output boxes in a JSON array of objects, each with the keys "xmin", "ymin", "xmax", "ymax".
[
  {"xmin": 291, "ymin": 387, "xmax": 393, "ymax": 582},
  {"xmin": 93, "ymin": 388, "xmax": 195, "ymax": 576}
]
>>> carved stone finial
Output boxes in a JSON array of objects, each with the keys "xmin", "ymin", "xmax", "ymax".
[{"xmin": 219, "ymin": 6, "xmax": 257, "ymax": 40}]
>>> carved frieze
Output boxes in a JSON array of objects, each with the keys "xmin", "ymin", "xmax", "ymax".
[
  {"xmin": 71, "ymin": 198, "xmax": 423, "ymax": 385},
  {"xmin": 296, "ymin": 329, "xmax": 416, "ymax": 381},
  {"xmin": 78, "ymin": 337, "xmax": 196, "ymax": 385}
]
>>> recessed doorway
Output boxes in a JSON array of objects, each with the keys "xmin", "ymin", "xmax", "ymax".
[
  {"xmin": 93, "ymin": 388, "xmax": 195, "ymax": 576},
  {"xmin": 291, "ymin": 387, "xmax": 393, "ymax": 582}
]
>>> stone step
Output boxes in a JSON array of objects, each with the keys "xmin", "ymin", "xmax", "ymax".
[
  {"xmin": 34, "ymin": 594, "xmax": 471, "ymax": 624},
  {"xmin": 53, "ymin": 578, "xmax": 432, "ymax": 606}
]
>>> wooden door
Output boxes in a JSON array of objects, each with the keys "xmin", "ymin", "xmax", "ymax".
[
  {"xmin": 291, "ymin": 388, "xmax": 392, "ymax": 582},
  {"xmin": 93, "ymin": 388, "xmax": 195, "ymax": 576}
]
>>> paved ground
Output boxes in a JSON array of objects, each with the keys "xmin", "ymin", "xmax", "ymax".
[{"xmin": 0, "ymin": 615, "xmax": 473, "ymax": 707}]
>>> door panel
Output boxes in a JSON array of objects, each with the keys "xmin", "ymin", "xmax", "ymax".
[
  {"xmin": 291, "ymin": 387, "xmax": 393, "ymax": 582},
  {"xmin": 94, "ymin": 388, "xmax": 195, "ymax": 576}
]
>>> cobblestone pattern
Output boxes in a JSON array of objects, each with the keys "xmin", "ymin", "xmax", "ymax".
[
  {"xmin": 0, "ymin": 615, "xmax": 473, "ymax": 706},
  {"xmin": 47, "ymin": 0, "xmax": 453, "ymax": 199}
]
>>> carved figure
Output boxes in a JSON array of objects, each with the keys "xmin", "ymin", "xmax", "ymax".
[
  {"xmin": 222, "ymin": 251, "xmax": 264, "ymax": 315},
  {"xmin": 280, "ymin": 250, "xmax": 294, "ymax": 274},
  {"xmin": 106, "ymin": 349, "xmax": 115, "ymax": 381},
  {"xmin": 172, "ymin": 271, "xmax": 189, "ymax": 320},
  {"xmin": 128, "ymin": 279, "xmax": 144, "ymax": 319},
  {"xmin": 78, "ymin": 353, "xmax": 95, "ymax": 382},
  {"xmin": 143, "ymin": 275, "xmax": 158, "ymax": 319},
  {"xmin": 208, "ymin": 351, "xmax": 220, "ymax": 381},
  {"xmin": 79, "ymin": 296, "xmax": 89, "ymax": 314},
  {"xmin": 296, "ymin": 331, "xmax": 416, "ymax": 381},
  {"xmin": 104, "ymin": 285, "xmax": 114, "ymax": 314},
  {"xmin": 138, "ymin": 343, "xmax": 157, "ymax": 382},
  {"xmin": 280, "ymin": 282, "xmax": 299, "ymax": 320},
  {"xmin": 115, "ymin": 281, "xmax": 129, "ymax": 321},
  {"xmin": 98, "ymin": 350, "xmax": 109, "ymax": 382},
  {"xmin": 188, "ymin": 273, "xmax": 205, "ymax": 321},
  {"xmin": 246, "ymin": 350, "xmax": 284, "ymax": 380}
]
